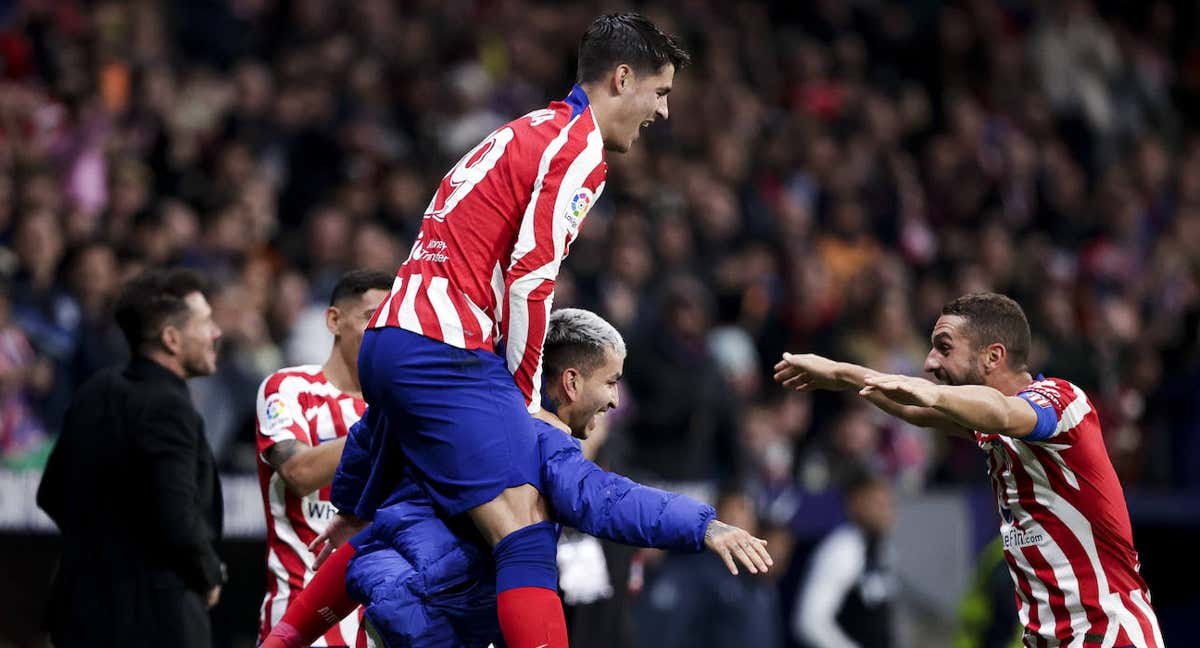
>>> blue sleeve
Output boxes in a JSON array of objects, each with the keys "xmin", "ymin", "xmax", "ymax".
[
  {"xmin": 333, "ymin": 405, "xmax": 408, "ymax": 521},
  {"xmin": 539, "ymin": 426, "xmax": 716, "ymax": 552},
  {"xmin": 1018, "ymin": 393, "xmax": 1058, "ymax": 441},
  {"xmin": 331, "ymin": 407, "xmax": 375, "ymax": 516}
]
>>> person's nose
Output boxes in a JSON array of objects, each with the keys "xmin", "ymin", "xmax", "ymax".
[{"xmin": 923, "ymin": 349, "xmax": 938, "ymax": 374}]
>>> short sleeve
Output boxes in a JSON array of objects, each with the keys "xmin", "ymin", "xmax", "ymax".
[{"xmin": 256, "ymin": 377, "xmax": 311, "ymax": 458}]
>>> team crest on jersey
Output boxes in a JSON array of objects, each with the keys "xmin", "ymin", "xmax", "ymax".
[{"xmin": 563, "ymin": 187, "xmax": 594, "ymax": 231}]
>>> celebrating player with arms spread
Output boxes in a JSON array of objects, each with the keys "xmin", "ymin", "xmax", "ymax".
[
  {"xmin": 323, "ymin": 13, "xmax": 690, "ymax": 648},
  {"xmin": 775, "ymin": 292, "xmax": 1162, "ymax": 648}
]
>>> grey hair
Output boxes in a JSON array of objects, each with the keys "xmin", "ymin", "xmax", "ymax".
[{"xmin": 544, "ymin": 308, "xmax": 626, "ymax": 376}]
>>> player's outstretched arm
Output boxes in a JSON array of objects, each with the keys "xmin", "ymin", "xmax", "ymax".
[
  {"xmin": 775, "ymin": 352, "xmax": 970, "ymax": 437},
  {"xmin": 861, "ymin": 375, "xmax": 1039, "ymax": 438},
  {"xmin": 540, "ymin": 436, "xmax": 772, "ymax": 574}
]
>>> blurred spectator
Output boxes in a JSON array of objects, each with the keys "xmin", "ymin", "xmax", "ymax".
[
  {"xmin": 622, "ymin": 275, "xmax": 745, "ymax": 500},
  {"xmin": 633, "ymin": 489, "xmax": 783, "ymax": 648},
  {"xmin": 0, "ymin": 283, "xmax": 52, "ymax": 468},
  {"xmin": 792, "ymin": 470, "xmax": 897, "ymax": 648},
  {"xmin": 1, "ymin": 0, "xmax": 1199, "ymax": 641}
]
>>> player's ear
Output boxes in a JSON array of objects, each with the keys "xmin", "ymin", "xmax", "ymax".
[
  {"xmin": 985, "ymin": 343, "xmax": 1006, "ymax": 371},
  {"xmin": 325, "ymin": 306, "xmax": 340, "ymax": 336},
  {"xmin": 562, "ymin": 368, "xmax": 582, "ymax": 402},
  {"xmin": 613, "ymin": 64, "xmax": 633, "ymax": 94},
  {"xmin": 160, "ymin": 323, "xmax": 182, "ymax": 355}
]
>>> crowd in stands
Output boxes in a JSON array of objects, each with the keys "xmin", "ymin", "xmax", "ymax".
[{"xmin": 2, "ymin": 0, "xmax": 1198, "ymax": 589}]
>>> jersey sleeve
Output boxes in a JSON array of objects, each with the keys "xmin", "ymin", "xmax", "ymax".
[
  {"xmin": 1017, "ymin": 378, "xmax": 1082, "ymax": 442},
  {"xmin": 538, "ymin": 423, "xmax": 715, "ymax": 551},
  {"xmin": 255, "ymin": 374, "xmax": 310, "ymax": 459},
  {"xmin": 502, "ymin": 121, "xmax": 605, "ymax": 411}
]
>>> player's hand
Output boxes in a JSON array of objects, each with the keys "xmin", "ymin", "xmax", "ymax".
[
  {"xmin": 309, "ymin": 512, "xmax": 367, "ymax": 569},
  {"xmin": 206, "ymin": 585, "xmax": 221, "ymax": 609},
  {"xmin": 860, "ymin": 374, "xmax": 941, "ymax": 408},
  {"xmin": 703, "ymin": 519, "xmax": 773, "ymax": 576},
  {"xmin": 773, "ymin": 352, "xmax": 853, "ymax": 392}
]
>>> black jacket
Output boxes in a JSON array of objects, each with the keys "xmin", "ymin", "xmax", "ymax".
[{"xmin": 37, "ymin": 355, "xmax": 224, "ymax": 647}]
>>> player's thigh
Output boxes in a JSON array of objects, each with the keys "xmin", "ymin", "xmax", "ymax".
[{"xmin": 360, "ymin": 328, "xmax": 541, "ymax": 516}]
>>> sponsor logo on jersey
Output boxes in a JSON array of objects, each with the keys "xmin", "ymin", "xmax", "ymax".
[{"xmin": 1003, "ymin": 525, "xmax": 1048, "ymax": 550}]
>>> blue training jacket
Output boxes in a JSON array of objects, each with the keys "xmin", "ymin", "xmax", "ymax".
[{"xmin": 332, "ymin": 413, "xmax": 717, "ymax": 647}]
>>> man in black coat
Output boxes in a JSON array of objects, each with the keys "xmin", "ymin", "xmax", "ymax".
[{"xmin": 37, "ymin": 268, "xmax": 225, "ymax": 647}]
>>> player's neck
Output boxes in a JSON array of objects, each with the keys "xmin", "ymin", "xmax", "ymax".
[
  {"xmin": 321, "ymin": 348, "xmax": 361, "ymax": 398},
  {"xmin": 580, "ymin": 81, "xmax": 610, "ymax": 137}
]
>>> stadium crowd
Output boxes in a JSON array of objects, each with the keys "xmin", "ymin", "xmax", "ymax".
[{"xmin": 2, "ymin": 0, "xmax": 1199, "ymax": 643}]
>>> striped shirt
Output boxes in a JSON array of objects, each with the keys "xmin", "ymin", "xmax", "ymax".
[
  {"xmin": 976, "ymin": 377, "xmax": 1162, "ymax": 647},
  {"xmin": 255, "ymin": 365, "xmax": 369, "ymax": 647},
  {"xmin": 367, "ymin": 84, "xmax": 607, "ymax": 412}
]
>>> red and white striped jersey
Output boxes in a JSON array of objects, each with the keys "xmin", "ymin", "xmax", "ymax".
[
  {"xmin": 367, "ymin": 85, "xmax": 607, "ymax": 412},
  {"xmin": 975, "ymin": 377, "xmax": 1163, "ymax": 647},
  {"xmin": 255, "ymin": 365, "xmax": 369, "ymax": 647}
]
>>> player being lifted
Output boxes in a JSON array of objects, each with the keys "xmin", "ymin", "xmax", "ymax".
[
  {"xmin": 774, "ymin": 292, "xmax": 1163, "ymax": 648},
  {"xmin": 320, "ymin": 13, "xmax": 690, "ymax": 648}
]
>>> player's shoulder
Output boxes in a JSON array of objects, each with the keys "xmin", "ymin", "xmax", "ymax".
[
  {"xmin": 260, "ymin": 365, "xmax": 325, "ymax": 389},
  {"xmin": 505, "ymin": 99, "xmax": 599, "ymax": 149},
  {"xmin": 533, "ymin": 418, "xmax": 582, "ymax": 455},
  {"xmin": 258, "ymin": 365, "xmax": 327, "ymax": 398},
  {"xmin": 1022, "ymin": 376, "xmax": 1086, "ymax": 408}
]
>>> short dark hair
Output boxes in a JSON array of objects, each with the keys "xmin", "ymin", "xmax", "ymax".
[
  {"xmin": 576, "ymin": 13, "xmax": 690, "ymax": 84},
  {"xmin": 329, "ymin": 269, "xmax": 394, "ymax": 306},
  {"xmin": 114, "ymin": 268, "xmax": 209, "ymax": 352},
  {"xmin": 941, "ymin": 292, "xmax": 1032, "ymax": 370}
]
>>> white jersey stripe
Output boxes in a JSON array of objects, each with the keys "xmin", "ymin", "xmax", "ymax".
[
  {"xmin": 508, "ymin": 115, "xmax": 579, "ymax": 270},
  {"xmin": 1010, "ymin": 444, "xmax": 1090, "ymax": 641},
  {"xmin": 426, "ymin": 276, "xmax": 466, "ymax": 348},
  {"xmin": 265, "ymin": 545, "xmax": 291, "ymax": 629},
  {"xmin": 1129, "ymin": 589, "xmax": 1164, "ymax": 648},
  {"xmin": 995, "ymin": 439, "xmax": 1058, "ymax": 635},
  {"xmin": 506, "ymin": 124, "xmax": 604, "ymax": 411},
  {"xmin": 489, "ymin": 262, "xmax": 504, "ymax": 333},
  {"xmin": 396, "ymin": 273, "xmax": 424, "ymax": 332},
  {"xmin": 1054, "ymin": 384, "xmax": 1092, "ymax": 435},
  {"xmin": 1009, "ymin": 439, "xmax": 1139, "ymax": 645},
  {"xmin": 373, "ymin": 276, "xmax": 404, "ymax": 327},
  {"xmin": 1035, "ymin": 442, "xmax": 1080, "ymax": 491},
  {"xmin": 503, "ymin": 115, "xmax": 578, "ymax": 388}
]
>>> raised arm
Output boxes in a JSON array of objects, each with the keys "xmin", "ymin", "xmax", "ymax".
[
  {"xmin": 774, "ymin": 353, "xmax": 970, "ymax": 437},
  {"xmin": 860, "ymin": 375, "xmax": 1041, "ymax": 438},
  {"xmin": 539, "ymin": 431, "xmax": 772, "ymax": 575}
]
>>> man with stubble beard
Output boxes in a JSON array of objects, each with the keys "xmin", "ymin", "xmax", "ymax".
[{"xmin": 38, "ymin": 268, "xmax": 225, "ymax": 648}]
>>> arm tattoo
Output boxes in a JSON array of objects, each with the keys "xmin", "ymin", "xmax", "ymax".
[{"xmin": 264, "ymin": 439, "xmax": 301, "ymax": 470}]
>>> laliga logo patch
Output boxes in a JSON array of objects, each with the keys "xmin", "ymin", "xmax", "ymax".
[
  {"xmin": 265, "ymin": 395, "xmax": 289, "ymax": 425},
  {"xmin": 564, "ymin": 188, "xmax": 594, "ymax": 229}
]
